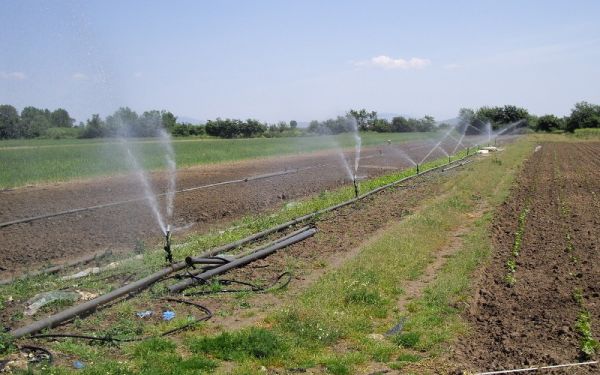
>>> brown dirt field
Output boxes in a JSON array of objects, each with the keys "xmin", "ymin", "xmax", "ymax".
[
  {"xmin": 0, "ymin": 137, "xmax": 472, "ymax": 277},
  {"xmin": 453, "ymin": 142, "xmax": 600, "ymax": 374},
  {"xmin": 6, "ymin": 149, "xmax": 468, "ymax": 371}
]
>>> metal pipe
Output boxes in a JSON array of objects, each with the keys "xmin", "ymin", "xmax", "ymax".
[{"xmin": 168, "ymin": 228, "xmax": 317, "ymax": 293}]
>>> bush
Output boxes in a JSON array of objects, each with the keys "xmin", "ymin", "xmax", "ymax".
[{"xmin": 42, "ymin": 127, "xmax": 82, "ymax": 139}]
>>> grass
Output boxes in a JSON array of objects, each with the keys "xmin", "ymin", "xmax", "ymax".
[
  {"xmin": 505, "ymin": 206, "xmax": 529, "ymax": 286},
  {"xmin": 0, "ymin": 138, "xmax": 533, "ymax": 373},
  {"xmin": 572, "ymin": 128, "xmax": 600, "ymax": 139},
  {"xmin": 0, "ymin": 132, "xmax": 431, "ymax": 188}
]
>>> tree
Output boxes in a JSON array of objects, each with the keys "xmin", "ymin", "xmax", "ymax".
[
  {"xmin": 565, "ymin": 101, "xmax": 600, "ymax": 132},
  {"xmin": 161, "ymin": 111, "xmax": 177, "ymax": 132},
  {"xmin": 535, "ymin": 114, "xmax": 563, "ymax": 132},
  {"xmin": 391, "ymin": 116, "xmax": 412, "ymax": 132},
  {"xmin": 20, "ymin": 106, "xmax": 51, "ymax": 138},
  {"xmin": 290, "ymin": 120, "xmax": 298, "ymax": 129},
  {"xmin": 348, "ymin": 109, "xmax": 377, "ymax": 131},
  {"xmin": 50, "ymin": 108, "xmax": 74, "ymax": 128},
  {"xmin": 81, "ymin": 114, "xmax": 106, "ymax": 138},
  {"xmin": 106, "ymin": 107, "xmax": 139, "ymax": 137},
  {"xmin": 0, "ymin": 104, "xmax": 20, "ymax": 139}
]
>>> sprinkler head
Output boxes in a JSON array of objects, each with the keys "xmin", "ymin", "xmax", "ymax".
[
  {"xmin": 352, "ymin": 176, "xmax": 359, "ymax": 198},
  {"xmin": 448, "ymin": 156, "xmax": 451, "ymax": 164},
  {"xmin": 164, "ymin": 226, "xmax": 173, "ymax": 264},
  {"xmin": 416, "ymin": 164, "xmax": 420, "ymax": 174}
]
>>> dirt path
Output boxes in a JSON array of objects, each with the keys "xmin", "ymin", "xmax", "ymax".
[
  {"xmin": 0, "ymin": 138, "xmax": 469, "ymax": 276},
  {"xmin": 453, "ymin": 142, "xmax": 600, "ymax": 374}
]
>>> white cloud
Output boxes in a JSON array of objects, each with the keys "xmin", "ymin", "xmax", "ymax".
[
  {"xmin": 356, "ymin": 55, "xmax": 431, "ymax": 70},
  {"xmin": 0, "ymin": 71, "xmax": 27, "ymax": 80},
  {"xmin": 72, "ymin": 72, "xmax": 88, "ymax": 80},
  {"xmin": 133, "ymin": 71, "xmax": 143, "ymax": 78}
]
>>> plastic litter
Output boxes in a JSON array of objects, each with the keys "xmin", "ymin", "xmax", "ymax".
[
  {"xmin": 136, "ymin": 310, "xmax": 153, "ymax": 318},
  {"xmin": 162, "ymin": 310, "xmax": 176, "ymax": 321},
  {"xmin": 25, "ymin": 291, "xmax": 80, "ymax": 316},
  {"xmin": 73, "ymin": 360, "xmax": 85, "ymax": 369}
]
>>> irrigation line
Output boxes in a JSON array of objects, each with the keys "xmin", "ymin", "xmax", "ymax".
[
  {"xmin": 8, "ymin": 227, "xmax": 317, "ymax": 339},
  {"xmin": 169, "ymin": 226, "xmax": 312, "ymax": 292},
  {"xmin": 474, "ymin": 360, "xmax": 598, "ymax": 374},
  {"xmin": 8, "ymin": 151, "xmax": 475, "ymax": 339},
  {"xmin": 0, "ymin": 164, "xmax": 328, "ymax": 229},
  {"xmin": 169, "ymin": 228, "xmax": 317, "ymax": 293}
]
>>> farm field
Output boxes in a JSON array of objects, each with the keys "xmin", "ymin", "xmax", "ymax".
[
  {"xmin": 0, "ymin": 136, "xmax": 468, "ymax": 276},
  {"xmin": 0, "ymin": 132, "xmax": 431, "ymax": 189},
  {"xmin": 454, "ymin": 141, "xmax": 600, "ymax": 373},
  {"xmin": 0, "ymin": 134, "xmax": 523, "ymax": 374}
]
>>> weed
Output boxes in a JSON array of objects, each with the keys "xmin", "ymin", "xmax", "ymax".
[
  {"xmin": 188, "ymin": 327, "xmax": 284, "ymax": 360},
  {"xmin": 324, "ymin": 359, "xmax": 351, "ymax": 375},
  {"xmin": 573, "ymin": 288, "xmax": 584, "ymax": 305},
  {"xmin": 504, "ymin": 273, "xmax": 516, "ymax": 286},
  {"xmin": 576, "ymin": 311, "xmax": 600, "ymax": 359},
  {"xmin": 506, "ymin": 259, "xmax": 517, "ymax": 273},
  {"xmin": 0, "ymin": 332, "xmax": 13, "ymax": 354},
  {"xmin": 344, "ymin": 287, "xmax": 382, "ymax": 305},
  {"xmin": 393, "ymin": 332, "xmax": 421, "ymax": 348}
]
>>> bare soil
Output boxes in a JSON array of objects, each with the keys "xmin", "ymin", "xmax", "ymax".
[
  {"xmin": 0, "ymin": 138, "xmax": 465, "ymax": 276},
  {"xmin": 453, "ymin": 142, "xmax": 600, "ymax": 374}
]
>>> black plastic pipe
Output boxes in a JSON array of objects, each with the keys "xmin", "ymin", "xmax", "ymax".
[{"xmin": 168, "ymin": 228, "xmax": 317, "ymax": 293}]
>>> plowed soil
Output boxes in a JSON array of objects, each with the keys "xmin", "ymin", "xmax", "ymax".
[
  {"xmin": 454, "ymin": 142, "xmax": 600, "ymax": 373},
  {"xmin": 0, "ymin": 138, "xmax": 472, "ymax": 276}
]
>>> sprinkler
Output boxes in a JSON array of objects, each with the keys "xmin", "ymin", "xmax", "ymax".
[
  {"xmin": 352, "ymin": 175, "xmax": 359, "ymax": 198},
  {"xmin": 448, "ymin": 156, "xmax": 451, "ymax": 164},
  {"xmin": 416, "ymin": 164, "xmax": 420, "ymax": 175},
  {"xmin": 164, "ymin": 225, "xmax": 173, "ymax": 264},
  {"xmin": 466, "ymin": 146, "xmax": 469, "ymax": 155}
]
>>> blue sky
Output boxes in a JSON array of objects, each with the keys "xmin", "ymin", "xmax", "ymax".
[{"xmin": 1, "ymin": 0, "xmax": 599, "ymax": 123}]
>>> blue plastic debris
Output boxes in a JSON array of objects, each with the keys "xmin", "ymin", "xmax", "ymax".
[
  {"xmin": 136, "ymin": 310, "xmax": 153, "ymax": 318},
  {"xmin": 73, "ymin": 360, "xmax": 85, "ymax": 369},
  {"xmin": 162, "ymin": 310, "xmax": 176, "ymax": 321}
]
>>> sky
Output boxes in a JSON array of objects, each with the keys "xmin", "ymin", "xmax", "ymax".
[{"xmin": 1, "ymin": 0, "xmax": 599, "ymax": 124}]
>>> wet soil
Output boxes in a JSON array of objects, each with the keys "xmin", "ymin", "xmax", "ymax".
[{"xmin": 453, "ymin": 142, "xmax": 600, "ymax": 374}]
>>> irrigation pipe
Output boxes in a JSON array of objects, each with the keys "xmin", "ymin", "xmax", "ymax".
[
  {"xmin": 0, "ymin": 164, "xmax": 328, "ymax": 229},
  {"xmin": 8, "ymin": 152, "xmax": 474, "ymax": 339},
  {"xmin": 169, "ymin": 228, "xmax": 316, "ymax": 293},
  {"xmin": 474, "ymin": 360, "xmax": 598, "ymax": 374},
  {"xmin": 8, "ymin": 227, "xmax": 316, "ymax": 339},
  {"xmin": 169, "ymin": 226, "xmax": 313, "ymax": 292}
]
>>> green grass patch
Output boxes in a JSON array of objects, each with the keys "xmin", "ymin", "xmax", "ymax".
[
  {"xmin": 188, "ymin": 327, "xmax": 284, "ymax": 361},
  {"xmin": 572, "ymin": 128, "xmax": 600, "ymax": 139}
]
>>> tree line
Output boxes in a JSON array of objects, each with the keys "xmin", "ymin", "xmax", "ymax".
[{"xmin": 1, "ymin": 101, "xmax": 599, "ymax": 140}]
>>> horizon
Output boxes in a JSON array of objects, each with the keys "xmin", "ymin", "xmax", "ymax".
[{"xmin": 1, "ymin": 0, "xmax": 599, "ymax": 124}]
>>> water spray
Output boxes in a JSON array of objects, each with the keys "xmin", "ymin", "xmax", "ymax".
[{"xmin": 164, "ymin": 225, "xmax": 173, "ymax": 264}]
